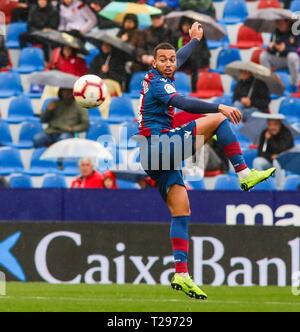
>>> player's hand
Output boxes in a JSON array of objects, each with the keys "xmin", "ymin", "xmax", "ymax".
[
  {"xmin": 218, "ymin": 104, "xmax": 242, "ymax": 125},
  {"xmin": 189, "ymin": 22, "xmax": 203, "ymax": 41}
]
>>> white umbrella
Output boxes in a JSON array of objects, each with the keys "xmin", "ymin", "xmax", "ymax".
[{"xmin": 41, "ymin": 138, "xmax": 113, "ymax": 161}]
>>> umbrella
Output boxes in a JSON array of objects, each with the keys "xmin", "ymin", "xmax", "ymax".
[
  {"xmin": 165, "ymin": 10, "xmax": 225, "ymax": 41},
  {"xmin": 0, "ymin": 11, "xmax": 5, "ymax": 36},
  {"xmin": 30, "ymin": 30, "xmax": 89, "ymax": 55},
  {"xmin": 29, "ymin": 70, "xmax": 79, "ymax": 89},
  {"xmin": 41, "ymin": 138, "xmax": 113, "ymax": 161},
  {"xmin": 99, "ymin": 1, "xmax": 162, "ymax": 27},
  {"xmin": 239, "ymin": 112, "xmax": 300, "ymax": 144},
  {"xmin": 277, "ymin": 146, "xmax": 300, "ymax": 175},
  {"xmin": 85, "ymin": 29, "xmax": 135, "ymax": 56},
  {"xmin": 225, "ymin": 61, "xmax": 285, "ymax": 95},
  {"xmin": 245, "ymin": 8, "xmax": 300, "ymax": 33}
]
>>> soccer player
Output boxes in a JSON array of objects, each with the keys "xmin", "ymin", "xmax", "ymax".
[{"xmin": 137, "ymin": 22, "xmax": 276, "ymax": 300}]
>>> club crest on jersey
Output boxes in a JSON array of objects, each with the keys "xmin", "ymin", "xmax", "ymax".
[{"xmin": 164, "ymin": 84, "xmax": 176, "ymax": 94}]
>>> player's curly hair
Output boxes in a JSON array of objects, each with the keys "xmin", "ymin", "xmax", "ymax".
[{"xmin": 153, "ymin": 43, "xmax": 176, "ymax": 58}]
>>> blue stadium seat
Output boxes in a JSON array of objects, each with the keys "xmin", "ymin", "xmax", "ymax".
[
  {"xmin": 87, "ymin": 119, "xmax": 112, "ymax": 141},
  {"xmin": 0, "ymin": 72, "xmax": 23, "ymax": 98},
  {"xmin": 252, "ymin": 177, "xmax": 276, "ymax": 191},
  {"xmin": 42, "ymin": 173, "xmax": 67, "ymax": 188},
  {"xmin": 219, "ymin": 0, "xmax": 249, "ymax": 25},
  {"xmin": 116, "ymin": 179, "xmax": 139, "ymax": 189},
  {"xmin": 9, "ymin": 173, "xmax": 33, "ymax": 188},
  {"xmin": 127, "ymin": 72, "xmax": 147, "ymax": 99},
  {"xmin": 283, "ymin": 175, "xmax": 300, "ymax": 191},
  {"xmin": 108, "ymin": 97, "xmax": 135, "ymax": 124},
  {"xmin": 12, "ymin": 120, "xmax": 43, "ymax": 149},
  {"xmin": 207, "ymin": 24, "xmax": 230, "ymax": 49},
  {"xmin": 16, "ymin": 47, "xmax": 45, "ymax": 74},
  {"xmin": 290, "ymin": 0, "xmax": 300, "ymax": 11},
  {"xmin": 214, "ymin": 175, "xmax": 241, "ymax": 190},
  {"xmin": 85, "ymin": 47, "xmax": 100, "ymax": 66},
  {"xmin": 215, "ymin": 48, "xmax": 241, "ymax": 74},
  {"xmin": 0, "ymin": 121, "xmax": 13, "ymax": 146},
  {"xmin": 88, "ymin": 107, "xmax": 102, "ymax": 122},
  {"xmin": 187, "ymin": 180, "xmax": 206, "ymax": 190},
  {"xmin": 119, "ymin": 121, "xmax": 139, "ymax": 149},
  {"xmin": 0, "ymin": 147, "xmax": 24, "ymax": 175},
  {"xmin": 214, "ymin": 95, "xmax": 233, "ymax": 106},
  {"xmin": 276, "ymin": 72, "xmax": 292, "ymax": 95},
  {"xmin": 174, "ymin": 72, "xmax": 191, "ymax": 95},
  {"xmin": 279, "ymin": 97, "xmax": 300, "ymax": 123},
  {"xmin": 7, "ymin": 95, "xmax": 36, "ymax": 124},
  {"xmin": 59, "ymin": 159, "xmax": 79, "ymax": 176},
  {"xmin": 41, "ymin": 98, "xmax": 59, "ymax": 113},
  {"xmin": 242, "ymin": 149, "xmax": 258, "ymax": 169},
  {"xmin": 26, "ymin": 148, "xmax": 57, "ymax": 176},
  {"xmin": 5, "ymin": 22, "xmax": 27, "ymax": 49},
  {"xmin": 24, "ymin": 84, "xmax": 44, "ymax": 99}
]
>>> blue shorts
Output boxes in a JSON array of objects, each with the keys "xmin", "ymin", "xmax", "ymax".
[{"xmin": 140, "ymin": 121, "xmax": 197, "ymax": 201}]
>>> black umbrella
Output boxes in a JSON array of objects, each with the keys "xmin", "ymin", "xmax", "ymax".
[
  {"xmin": 30, "ymin": 30, "xmax": 89, "ymax": 55},
  {"xmin": 30, "ymin": 70, "xmax": 79, "ymax": 89},
  {"xmin": 165, "ymin": 10, "xmax": 225, "ymax": 41},
  {"xmin": 84, "ymin": 28, "xmax": 135, "ymax": 56}
]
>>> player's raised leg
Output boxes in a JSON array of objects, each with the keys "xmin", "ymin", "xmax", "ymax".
[{"xmin": 166, "ymin": 184, "xmax": 207, "ymax": 300}]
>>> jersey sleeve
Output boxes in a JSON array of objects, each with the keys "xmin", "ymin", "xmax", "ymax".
[{"xmin": 151, "ymin": 79, "xmax": 178, "ymax": 105}]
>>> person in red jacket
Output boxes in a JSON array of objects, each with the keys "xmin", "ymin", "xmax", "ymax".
[
  {"xmin": 71, "ymin": 158, "xmax": 104, "ymax": 188},
  {"xmin": 49, "ymin": 45, "xmax": 88, "ymax": 77},
  {"xmin": 103, "ymin": 170, "xmax": 118, "ymax": 189}
]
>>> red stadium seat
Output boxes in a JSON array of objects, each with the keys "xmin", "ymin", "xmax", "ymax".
[
  {"xmin": 257, "ymin": 0, "xmax": 281, "ymax": 9},
  {"xmin": 0, "ymin": 0, "xmax": 19, "ymax": 24},
  {"xmin": 190, "ymin": 72, "xmax": 224, "ymax": 99},
  {"xmin": 231, "ymin": 25, "xmax": 263, "ymax": 49},
  {"xmin": 251, "ymin": 48, "xmax": 265, "ymax": 64}
]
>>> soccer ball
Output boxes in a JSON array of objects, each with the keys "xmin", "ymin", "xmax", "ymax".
[{"xmin": 73, "ymin": 75, "xmax": 108, "ymax": 108}]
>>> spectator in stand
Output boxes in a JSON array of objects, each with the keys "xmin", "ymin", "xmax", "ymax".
[
  {"xmin": 88, "ymin": 0, "xmax": 119, "ymax": 29},
  {"xmin": 89, "ymin": 41, "xmax": 127, "ymax": 92},
  {"xmin": 253, "ymin": 118, "xmax": 294, "ymax": 187},
  {"xmin": 233, "ymin": 70, "xmax": 271, "ymax": 122},
  {"xmin": 147, "ymin": 0, "xmax": 180, "ymax": 14},
  {"xmin": 103, "ymin": 170, "xmax": 118, "ymax": 189},
  {"xmin": 138, "ymin": 13, "xmax": 174, "ymax": 69},
  {"xmin": 48, "ymin": 46, "xmax": 88, "ymax": 76},
  {"xmin": 260, "ymin": 19, "xmax": 300, "ymax": 92},
  {"xmin": 0, "ymin": 36, "xmax": 12, "ymax": 72},
  {"xmin": 137, "ymin": 176, "xmax": 156, "ymax": 189},
  {"xmin": 59, "ymin": 0, "xmax": 97, "ymax": 36},
  {"xmin": 71, "ymin": 158, "xmax": 104, "ymax": 188},
  {"xmin": 19, "ymin": 0, "xmax": 59, "ymax": 61},
  {"xmin": 180, "ymin": 0, "xmax": 216, "ymax": 18},
  {"xmin": 11, "ymin": 0, "xmax": 37, "ymax": 22},
  {"xmin": 33, "ymin": 88, "xmax": 89, "ymax": 147},
  {"xmin": 175, "ymin": 17, "xmax": 210, "ymax": 91}
]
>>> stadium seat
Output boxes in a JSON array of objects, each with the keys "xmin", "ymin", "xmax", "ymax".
[
  {"xmin": 87, "ymin": 119, "xmax": 112, "ymax": 141},
  {"xmin": 42, "ymin": 173, "xmax": 67, "ymax": 189},
  {"xmin": 214, "ymin": 95, "xmax": 233, "ymax": 106},
  {"xmin": 219, "ymin": 0, "xmax": 249, "ymax": 24},
  {"xmin": 0, "ymin": 146, "xmax": 24, "ymax": 175},
  {"xmin": 290, "ymin": 0, "xmax": 300, "ymax": 11},
  {"xmin": 0, "ymin": 72, "xmax": 23, "ymax": 98},
  {"xmin": 283, "ymin": 175, "xmax": 300, "ymax": 191},
  {"xmin": 12, "ymin": 120, "xmax": 43, "ymax": 149},
  {"xmin": 85, "ymin": 47, "xmax": 100, "ymax": 66},
  {"xmin": 257, "ymin": 0, "xmax": 281, "ymax": 9},
  {"xmin": 207, "ymin": 24, "xmax": 230, "ymax": 50},
  {"xmin": 0, "ymin": 121, "xmax": 13, "ymax": 146},
  {"xmin": 187, "ymin": 180, "xmax": 206, "ymax": 190},
  {"xmin": 251, "ymin": 48, "xmax": 265, "ymax": 64},
  {"xmin": 215, "ymin": 48, "xmax": 241, "ymax": 74},
  {"xmin": 108, "ymin": 97, "xmax": 135, "ymax": 123},
  {"xmin": 26, "ymin": 148, "xmax": 57, "ymax": 176},
  {"xmin": 214, "ymin": 175, "xmax": 241, "ymax": 190},
  {"xmin": 5, "ymin": 22, "xmax": 27, "ymax": 49},
  {"xmin": 6, "ymin": 95, "xmax": 36, "ymax": 124},
  {"xmin": 190, "ymin": 72, "xmax": 224, "ymax": 99},
  {"xmin": 119, "ymin": 121, "xmax": 139, "ymax": 149},
  {"xmin": 174, "ymin": 72, "xmax": 191, "ymax": 95},
  {"xmin": 231, "ymin": 25, "xmax": 263, "ymax": 49},
  {"xmin": 252, "ymin": 177, "xmax": 276, "ymax": 190},
  {"xmin": 59, "ymin": 159, "xmax": 79, "ymax": 176},
  {"xmin": 276, "ymin": 72, "xmax": 293, "ymax": 95},
  {"xmin": 24, "ymin": 84, "xmax": 44, "ymax": 99},
  {"xmin": 242, "ymin": 149, "xmax": 258, "ymax": 169},
  {"xmin": 9, "ymin": 173, "xmax": 33, "ymax": 188},
  {"xmin": 16, "ymin": 47, "xmax": 45, "ymax": 74},
  {"xmin": 279, "ymin": 97, "xmax": 300, "ymax": 123},
  {"xmin": 88, "ymin": 107, "xmax": 102, "ymax": 122},
  {"xmin": 116, "ymin": 179, "xmax": 139, "ymax": 189},
  {"xmin": 127, "ymin": 72, "xmax": 147, "ymax": 99}
]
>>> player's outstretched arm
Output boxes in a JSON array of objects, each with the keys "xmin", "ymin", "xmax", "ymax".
[
  {"xmin": 176, "ymin": 22, "xmax": 203, "ymax": 69},
  {"xmin": 169, "ymin": 95, "xmax": 242, "ymax": 125}
]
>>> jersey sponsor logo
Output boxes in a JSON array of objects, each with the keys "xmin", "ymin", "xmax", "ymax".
[
  {"xmin": 160, "ymin": 78, "xmax": 168, "ymax": 83},
  {"xmin": 184, "ymin": 131, "xmax": 192, "ymax": 139},
  {"xmin": 164, "ymin": 84, "xmax": 176, "ymax": 94}
]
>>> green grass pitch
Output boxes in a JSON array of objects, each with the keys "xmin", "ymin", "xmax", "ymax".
[{"xmin": 0, "ymin": 283, "xmax": 299, "ymax": 312}]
